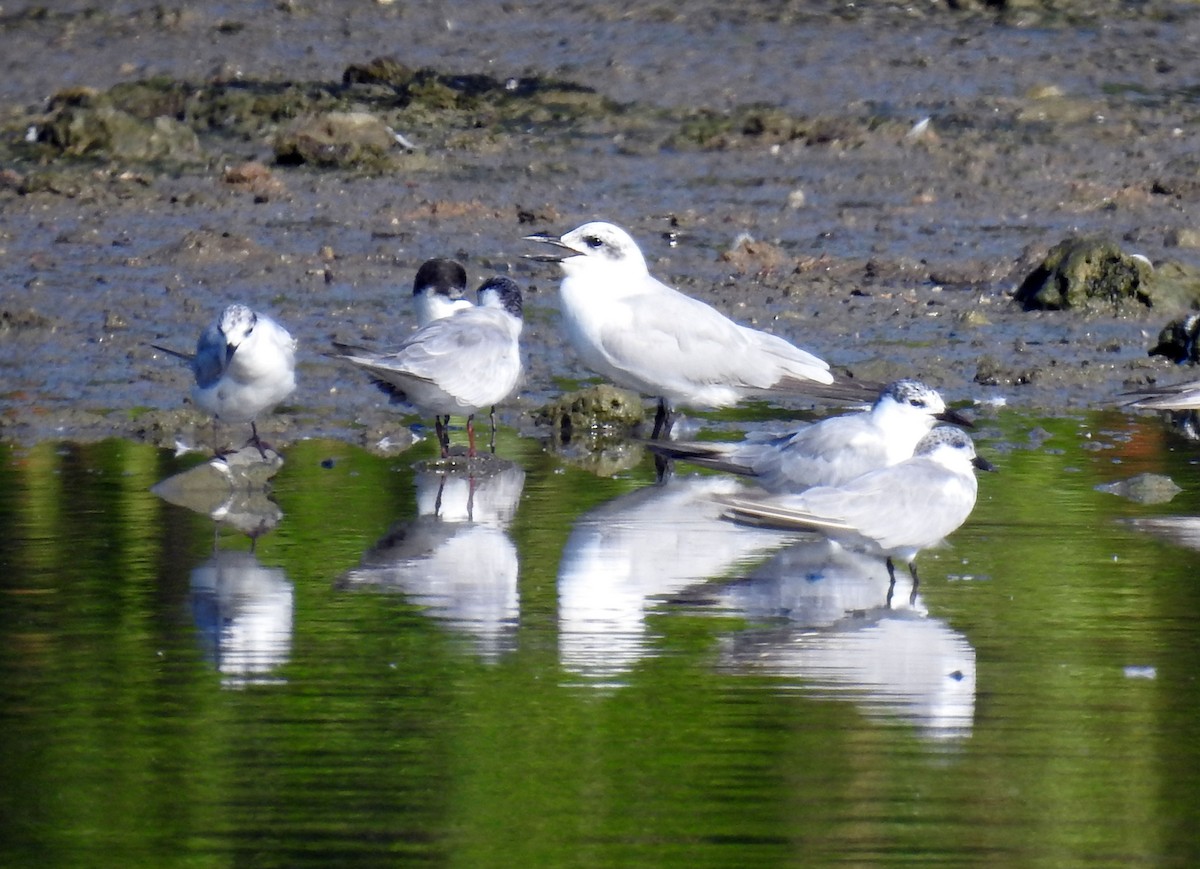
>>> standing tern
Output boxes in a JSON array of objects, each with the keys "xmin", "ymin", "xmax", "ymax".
[
  {"xmin": 153, "ymin": 303, "xmax": 297, "ymax": 454},
  {"xmin": 334, "ymin": 276, "xmax": 524, "ymax": 458},
  {"xmin": 649, "ymin": 379, "xmax": 973, "ymax": 492},
  {"xmin": 525, "ymin": 221, "xmax": 865, "ymax": 438},
  {"xmin": 411, "ymin": 257, "xmax": 472, "ymax": 443},
  {"xmin": 719, "ymin": 426, "xmax": 993, "ymax": 596}
]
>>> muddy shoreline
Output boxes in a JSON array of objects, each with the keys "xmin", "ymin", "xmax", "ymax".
[{"xmin": 3, "ymin": 1, "xmax": 1200, "ymax": 450}]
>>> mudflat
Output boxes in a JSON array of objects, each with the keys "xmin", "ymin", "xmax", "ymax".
[{"xmin": 2, "ymin": 0, "xmax": 1199, "ymax": 448}]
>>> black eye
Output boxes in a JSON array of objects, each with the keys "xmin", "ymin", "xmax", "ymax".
[
  {"xmin": 585, "ymin": 236, "xmax": 603, "ymax": 249},
  {"xmin": 909, "ymin": 398, "xmax": 924, "ymax": 407}
]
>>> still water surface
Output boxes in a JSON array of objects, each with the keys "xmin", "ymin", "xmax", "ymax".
[{"xmin": 2, "ymin": 409, "xmax": 1200, "ymax": 866}]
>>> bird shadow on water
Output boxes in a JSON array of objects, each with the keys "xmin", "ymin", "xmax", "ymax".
[
  {"xmin": 151, "ymin": 444, "xmax": 294, "ymax": 688},
  {"xmin": 189, "ymin": 546, "xmax": 294, "ymax": 689},
  {"xmin": 150, "ymin": 445, "xmax": 286, "ymax": 542},
  {"xmin": 555, "ymin": 473, "xmax": 801, "ymax": 681},
  {"xmin": 144, "ymin": 413, "xmax": 984, "ymax": 737},
  {"xmin": 673, "ymin": 538, "xmax": 977, "ymax": 741},
  {"xmin": 335, "ymin": 454, "xmax": 526, "ymax": 661}
]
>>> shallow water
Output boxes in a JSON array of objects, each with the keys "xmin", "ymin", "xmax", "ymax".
[{"xmin": 3, "ymin": 408, "xmax": 1200, "ymax": 867}]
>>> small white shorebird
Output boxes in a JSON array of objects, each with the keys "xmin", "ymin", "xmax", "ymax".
[
  {"xmin": 153, "ymin": 303, "xmax": 297, "ymax": 453},
  {"xmin": 525, "ymin": 221, "xmax": 863, "ymax": 438},
  {"xmin": 649, "ymin": 379, "xmax": 973, "ymax": 492},
  {"xmin": 411, "ymin": 257, "xmax": 472, "ymax": 443},
  {"xmin": 719, "ymin": 426, "xmax": 993, "ymax": 596},
  {"xmin": 411, "ymin": 257, "xmax": 471, "ymax": 327},
  {"xmin": 1123, "ymin": 378, "xmax": 1200, "ymax": 411},
  {"xmin": 334, "ymin": 276, "xmax": 524, "ymax": 457}
]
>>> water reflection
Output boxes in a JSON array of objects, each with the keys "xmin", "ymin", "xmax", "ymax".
[
  {"xmin": 338, "ymin": 457, "xmax": 525, "ymax": 659},
  {"xmin": 1124, "ymin": 515, "xmax": 1200, "ymax": 550},
  {"xmin": 557, "ymin": 474, "xmax": 798, "ymax": 679},
  {"xmin": 150, "ymin": 447, "xmax": 284, "ymax": 537},
  {"xmin": 699, "ymin": 539, "xmax": 919, "ymax": 621},
  {"xmin": 4, "ymin": 417, "xmax": 1200, "ymax": 864},
  {"xmin": 705, "ymin": 540, "xmax": 976, "ymax": 739},
  {"xmin": 190, "ymin": 547, "xmax": 294, "ymax": 688}
]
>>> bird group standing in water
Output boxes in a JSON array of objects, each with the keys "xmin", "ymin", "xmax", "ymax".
[{"xmin": 151, "ymin": 219, "xmax": 1012, "ymax": 585}]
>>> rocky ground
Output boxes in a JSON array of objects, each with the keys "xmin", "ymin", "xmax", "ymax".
[{"xmin": 3, "ymin": 0, "xmax": 1200, "ymax": 452}]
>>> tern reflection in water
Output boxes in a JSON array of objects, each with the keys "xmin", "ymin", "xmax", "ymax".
[
  {"xmin": 557, "ymin": 474, "xmax": 801, "ymax": 680},
  {"xmin": 151, "ymin": 446, "xmax": 285, "ymax": 540},
  {"xmin": 191, "ymin": 548, "xmax": 294, "ymax": 688},
  {"xmin": 689, "ymin": 540, "xmax": 975, "ymax": 739},
  {"xmin": 338, "ymin": 457, "xmax": 525, "ymax": 659},
  {"xmin": 1123, "ymin": 515, "xmax": 1200, "ymax": 550}
]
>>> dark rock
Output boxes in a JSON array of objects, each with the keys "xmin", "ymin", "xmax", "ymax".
[
  {"xmin": 42, "ymin": 103, "xmax": 204, "ymax": 163},
  {"xmin": 974, "ymin": 355, "xmax": 1035, "ymax": 386},
  {"xmin": 1137, "ymin": 260, "xmax": 1200, "ymax": 312},
  {"xmin": 1014, "ymin": 237, "xmax": 1152, "ymax": 312},
  {"xmin": 274, "ymin": 111, "xmax": 397, "ymax": 167},
  {"xmin": 1149, "ymin": 313, "xmax": 1200, "ymax": 363},
  {"xmin": 222, "ymin": 161, "xmax": 286, "ymax": 200},
  {"xmin": 535, "ymin": 384, "xmax": 645, "ymax": 437},
  {"xmin": 0, "ymin": 308, "xmax": 54, "ymax": 331},
  {"xmin": 343, "ymin": 57, "xmax": 416, "ymax": 88}
]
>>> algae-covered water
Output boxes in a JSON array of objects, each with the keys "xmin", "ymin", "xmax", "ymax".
[{"xmin": 3, "ymin": 409, "xmax": 1200, "ymax": 866}]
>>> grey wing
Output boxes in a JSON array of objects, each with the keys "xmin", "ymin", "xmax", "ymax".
[
  {"xmin": 598, "ymin": 291, "xmax": 772, "ymax": 392},
  {"xmin": 370, "ymin": 312, "xmax": 517, "ymax": 406},
  {"xmin": 720, "ymin": 494, "xmax": 858, "ymax": 535},
  {"xmin": 747, "ymin": 414, "xmax": 885, "ymax": 489},
  {"xmin": 192, "ymin": 323, "xmax": 229, "ymax": 388},
  {"xmin": 1124, "ymin": 379, "xmax": 1200, "ymax": 410},
  {"xmin": 743, "ymin": 327, "xmax": 832, "ymax": 385},
  {"xmin": 797, "ymin": 459, "xmax": 975, "ymax": 549}
]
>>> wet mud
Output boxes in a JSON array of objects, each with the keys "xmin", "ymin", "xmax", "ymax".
[{"xmin": 4, "ymin": 0, "xmax": 1200, "ymax": 450}]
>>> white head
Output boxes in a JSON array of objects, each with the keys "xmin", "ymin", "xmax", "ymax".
[
  {"xmin": 913, "ymin": 427, "xmax": 993, "ymax": 473},
  {"xmin": 875, "ymin": 379, "xmax": 945, "ymax": 416},
  {"xmin": 874, "ymin": 379, "xmax": 972, "ymax": 432},
  {"xmin": 218, "ymin": 304, "xmax": 257, "ymax": 349},
  {"xmin": 525, "ymin": 221, "xmax": 649, "ymax": 281}
]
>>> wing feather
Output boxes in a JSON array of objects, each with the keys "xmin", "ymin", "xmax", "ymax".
[
  {"xmin": 191, "ymin": 323, "xmax": 229, "ymax": 389},
  {"xmin": 336, "ymin": 308, "xmax": 519, "ymax": 410},
  {"xmin": 721, "ymin": 457, "xmax": 977, "ymax": 551}
]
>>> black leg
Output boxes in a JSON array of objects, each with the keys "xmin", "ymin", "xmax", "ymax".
[
  {"xmin": 907, "ymin": 561, "xmax": 920, "ymax": 606},
  {"xmin": 885, "ymin": 557, "xmax": 897, "ymax": 608},
  {"xmin": 650, "ymin": 398, "xmax": 673, "ymax": 440},
  {"xmin": 210, "ymin": 419, "xmax": 233, "ymax": 458},
  {"xmin": 489, "ymin": 405, "xmax": 497, "ymax": 454},
  {"xmin": 433, "ymin": 473, "xmax": 447, "ymax": 517},
  {"xmin": 246, "ymin": 420, "xmax": 270, "ymax": 458},
  {"xmin": 435, "ymin": 416, "xmax": 450, "ymax": 458},
  {"xmin": 653, "ymin": 450, "xmax": 672, "ymax": 483}
]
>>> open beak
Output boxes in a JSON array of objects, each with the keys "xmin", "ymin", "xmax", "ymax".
[
  {"xmin": 523, "ymin": 232, "xmax": 581, "ymax": 263},
  {"xmin": 936, "ymin": 407, "xmax": 975, "ymax": 428}
]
